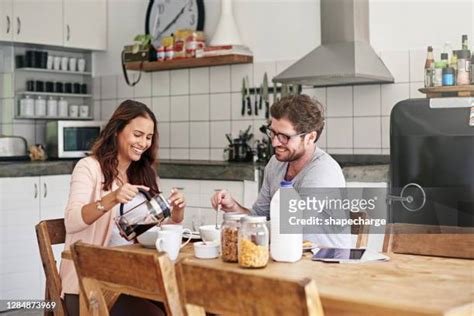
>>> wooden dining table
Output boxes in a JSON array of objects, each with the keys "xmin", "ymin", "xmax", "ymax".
[{"xmin": 62, "ymin": 243, "xmax": 474, "ymax": 316}]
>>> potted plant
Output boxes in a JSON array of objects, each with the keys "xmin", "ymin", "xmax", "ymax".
[{"xmin": 123, "ymin": 34, "xmax": 156, "ymax": 62}]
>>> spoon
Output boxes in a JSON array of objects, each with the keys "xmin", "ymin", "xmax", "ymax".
[{"xmin": 215, "ymin": 203, "xmax": 220, "ymax": 230}]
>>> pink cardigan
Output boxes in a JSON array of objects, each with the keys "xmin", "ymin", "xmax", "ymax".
[{"xmin": 59, "ymin": 156, "xmax": 173, "ymax": 296}]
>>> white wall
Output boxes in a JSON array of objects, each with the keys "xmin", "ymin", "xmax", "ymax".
[
  {"xmin": 370, "ymin": 0, "xmax": 474, "ymax": 52},
  {"xmin": 94, "ymin": 0, "xmax": 473, "ymax": 77}
]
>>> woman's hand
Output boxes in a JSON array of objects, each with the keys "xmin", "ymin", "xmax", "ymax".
[
  {"xmin": 114, "ymin": 183, "xmax": 149, "ymax": 204},
  {"xmin": 168, "ymin": 188, "xmax": 185, "ymax": 223}
]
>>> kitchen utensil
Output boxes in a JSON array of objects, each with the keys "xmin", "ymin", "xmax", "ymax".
[
  {"xmin": 194, "ymin": 241, "xmax": 219, "ymax": 259},
  {"xmin": 263, "ymin": 73, "xmax": 270, "ymax": 119},
  {"xmin": 155, "ymin": 229, "xmax": 190, "ymax": 261},
  {"xmin": 245, "ymin": 76, "xmax": 252, "ymax": 115},
  {"xmin": 116, "ymin": 188, "xmax": 171, "ymax": 241},
  {"xmin": 255, "ymin": 84, "xmax": 260, "ymax": 115},
  {"xmin": 273, "ymin": 79, "xmax": 278, "ymax": 103},
  {"xmin": 215, "ymin": 203, "xmax": 220, "ymax": 230},
  {"xmin": 241, "ymin": 78, "xmax": 246, "ymax": 116},
  {"xmin": 225, "ymin": 133, "xmax": 233, "ymax": 144},
  {"xmin": 199, "ymin": 225, "xmax": 221, "ymax": 243},
  {"xmin": 0, "ymin": 136, "xmax": 28, "ymax": 160}
]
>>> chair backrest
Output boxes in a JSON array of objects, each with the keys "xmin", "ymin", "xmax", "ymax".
[
  {"xmin": 70, "ymin": 241, "xmax": 184, "ymax": 316},
  {"xmin": 176, "ymin": 259, "xmax": 324, "ymax": 316},
  {"xmin": 351, "ymin": 211, "xmax": 369, "ymax": 248},
  {"xmin": 35, "ymin": 219, "xmax": 67, "ymax": 316},
  {"xmin": 383, "ymin": 223, "xmax": 474, "ymax": 259}
]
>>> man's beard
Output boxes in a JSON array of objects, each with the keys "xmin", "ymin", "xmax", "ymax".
[{"xmin": 274, "ymin": 144, "xmax": 305, "ymax": 162}]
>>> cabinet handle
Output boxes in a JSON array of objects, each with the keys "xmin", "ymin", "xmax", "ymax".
[
  {"xmin": 16, "ymin": 17, "xmax": 20, "ymax": 35},
  {"xmin": 66, "ymin": 24, "xmax": 70, "ymax": 41},
  {"xmin": 6, "ymin": 15, "xmax": 10, "ymax": 34},
  {"xmin": 43, "ymin": 183, "xmax": 47, "ymax": 198},
  {"xmin": 34, "ymin": 183, "xmax": 38, "ymax": 199}
]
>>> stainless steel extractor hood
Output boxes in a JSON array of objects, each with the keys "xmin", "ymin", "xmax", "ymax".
[{"xmin": 273, "ymin": 0, "xmax": 394, "ymax": 87}]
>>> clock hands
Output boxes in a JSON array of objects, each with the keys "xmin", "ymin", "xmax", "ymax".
[{"xmin": 155, "ymin": 4, "xmax": 187, "ymax": 40}]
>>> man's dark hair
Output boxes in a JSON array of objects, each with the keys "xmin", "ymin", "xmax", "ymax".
[{"xmin": 270, "ymin": 94, "xmax": 325, "ymax": 142}]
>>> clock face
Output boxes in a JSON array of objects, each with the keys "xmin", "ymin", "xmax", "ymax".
[{"xmin": 145, "ymin": 0, "xmax": 205, "ymax": 49}]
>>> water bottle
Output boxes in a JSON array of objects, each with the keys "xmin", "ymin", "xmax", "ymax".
[{"xmin": 270, "ymin": 180, "xmax": 302, "ymax": 262}]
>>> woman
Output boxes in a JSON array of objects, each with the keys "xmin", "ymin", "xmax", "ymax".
[{"xmin": 59, "ymin": 100, "xmax": 185, "ymax": 316}]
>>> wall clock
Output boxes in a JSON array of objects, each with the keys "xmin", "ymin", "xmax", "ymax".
[{"xmin": 145, "ymin": 0, "xmax": 205, "ymax": 49}]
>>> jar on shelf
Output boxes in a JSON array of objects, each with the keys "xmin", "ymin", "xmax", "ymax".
[
  {"xmin": 23, "ymin": 95, "xmax": 34, "ymax": 117},
  {"xmin": 58, "ymin": 97, "xmax": 68, "ymax": 117},
  {"xmin": 238, "ymin": 216, "xmax": 269, "ymax": 268},
  {"xmin": 221, "ymin": 212, "xmax": 247, "ymax": 263},
  {"xmin": 47, "ymin": 96, "xmax": 58, "ymax": 117},
  {"xmin": 35, "ymin": 96, "xmax": 46, "ymax": 117}
]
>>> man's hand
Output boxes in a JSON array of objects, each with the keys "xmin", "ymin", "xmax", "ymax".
[
  {"xmin": 210, "ymin": 189, "xmax": 236, "ymax": 212},
  {"xmin": 114, "ymin": 184, "xmax": 149, "ymax": 204}
]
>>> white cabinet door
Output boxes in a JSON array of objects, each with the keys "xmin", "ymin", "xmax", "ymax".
[
  {"xmin": 63, "ymin": 0, "xmax": 107, "ymax": 50},
  {"xmin": 0, "ymin": 177, "xmax": 42, "ymax": 305},
  {"xmin": 0, "ymin": 0, "xmax": 13, "ymax": 41},
  {"xmin": 12, "ymin": 0, "xmax": 63, "ymax": 46},
  {"xmin": 39, "ymin": 174, "xmax": 71, "ymax": 220}
]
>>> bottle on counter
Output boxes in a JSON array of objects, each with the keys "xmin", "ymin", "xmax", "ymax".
[
  {"xmin": 270, "ymin": 181, "xmax": 302, "ymax": 263},
  {"xmin": 440, "ymin": 53, "xmax": 449, "ymax": 68},
  {"xmin": 424, "ymin": 46, "xmax": 435, "ymax": 88}
]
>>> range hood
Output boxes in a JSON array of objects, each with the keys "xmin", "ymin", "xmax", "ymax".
[{"xmin": 273, "ymin": 0, "xmax": 394, "ymax": 87}]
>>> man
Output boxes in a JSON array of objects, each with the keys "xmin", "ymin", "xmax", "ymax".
[{"xmin": 211, "ymin": 94, "xmax": 351, "ymax": 248}]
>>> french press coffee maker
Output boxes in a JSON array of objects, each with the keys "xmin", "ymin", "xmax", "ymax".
[{"xmin": 115, "ymin": 188, "xmax": 171, "ymax": 241}]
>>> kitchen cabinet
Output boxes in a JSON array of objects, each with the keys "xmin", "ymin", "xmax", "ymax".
[
  {"xmin": 0, "ymin": 0, "xmax": 106, "ymax": 50},
  {"xmin": 0, "ymin": 174, "xmax": 70, "ymax": 307},
  {"xmin": 0, "ymin": 0, "xmax": 13, "ymax": 41},
  {"xmin": 12, "ymin": 0, "xmax": 63, "ymax": 46},
  {"xmin": 63, "ymin": 0, "xmax": 107, "ymax": 50}
]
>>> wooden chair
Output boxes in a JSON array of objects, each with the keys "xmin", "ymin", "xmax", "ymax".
[
  {"xmin": 35, "ymin": 219, "xmax": 68, "ymax": 316},
  {"xmin": 351, "ymin": 211, "xmax": 369, "ymax": 248},
  {"xmin": 70, "ymin": 241, "xmax": 184, "ymax": 316},
  {"xmin": 176, "ymin": 258, "xmax": 325, "ymax": 316},
  {"xmin": 382, "ymin": 223, "xmax": 474, "ymax": 259}
]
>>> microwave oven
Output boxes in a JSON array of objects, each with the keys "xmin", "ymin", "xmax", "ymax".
[{"xmin": 46, "ymin": 121, "xmax": 104, "ymax": 158}]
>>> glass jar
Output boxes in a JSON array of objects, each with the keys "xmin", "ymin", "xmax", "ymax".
[
  {"xmin": 238, "ymin": 216, "xmax": 269, "ymax": 268},
  {"xmin": 221, "ymin": 212, "xmax": 247, "ymax": 262}
]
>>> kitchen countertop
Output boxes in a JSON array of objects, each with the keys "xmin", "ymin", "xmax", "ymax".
[{"xmin": 0, "ymin": 158, "xmax": 389, "ymax": 183}]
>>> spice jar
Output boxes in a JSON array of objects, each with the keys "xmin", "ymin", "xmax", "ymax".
[
  {"xmin": 162, "ymin": 36, "xmax": 174, "ymax": 60},
  {"xmin": 174, "ymin": 29, "xmax": 192, "ymax": 59},
  {"xmin": 185, "ymin": 31, "xmax": 205, "ymax": 58},
  {"xmin": 456, "ymin": 50, "xmax": 471, "ymax": 85},
  {"xmin": 221, "ymin": 212, "xmax": 247, "ymax": 262},
  {"xmin": 238, "ymin": 216, "xmax": 269, "ymax": 268}
]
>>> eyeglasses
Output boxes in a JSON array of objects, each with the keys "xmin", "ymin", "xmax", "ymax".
[{"xmin": 264, "ymin": 126, "xmax": 308, "ymax": 145}]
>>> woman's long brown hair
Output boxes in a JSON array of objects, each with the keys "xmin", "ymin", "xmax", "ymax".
[{"xmin": 91, "ymin": 99, "xmax": 159, "ymax": 195}]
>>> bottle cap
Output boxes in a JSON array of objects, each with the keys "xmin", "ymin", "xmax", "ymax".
[{"xmin": 280, "ymin": 180, "xmax": 293, "ymax": 188}]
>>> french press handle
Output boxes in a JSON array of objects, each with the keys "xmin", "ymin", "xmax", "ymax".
[{"xmin": 119, "ymin": 188, "xmax": 154, "ymax": 216}]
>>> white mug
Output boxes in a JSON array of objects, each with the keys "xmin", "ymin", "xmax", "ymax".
[
  {"xmin": 155, "ymin": 229, "xmax": 191, "ymax": 261},
  {"xmin": 69, "ymin": 58, "xmax": 77, "ymax": 72},
  {"xmin": 79, "ymin": 104, "xmax": 89, "ymax": 118},
  {"xmin": 53, "ymin": 56, "xmax": 61, "ymax": 70},
  {"xmin": 78, "ymin": 58, "xmax": 86, "ymax": 72},
  {"xmin": 69, "ymin": 104, "xmax": 79, "ymax": 117},
  {"xmin": 61, "ymin": 57, "xmax": 68, "ymax": 71},
  {"xmin": 47, "ymin": 56, "xmax": 54, "ymax": 70}
]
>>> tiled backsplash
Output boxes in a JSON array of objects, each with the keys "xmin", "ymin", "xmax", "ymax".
[{"xmin": 1, "ymin": 47, "xmax": 429, "ymax": 161}]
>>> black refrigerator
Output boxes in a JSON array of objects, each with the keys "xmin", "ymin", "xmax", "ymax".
[{"xmin": 389, "ymin": 98, "xmax": 474, "ymax": 227}]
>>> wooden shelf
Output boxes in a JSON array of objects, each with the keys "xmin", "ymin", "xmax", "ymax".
[
  {"xmin": 125, "ymin": 54, "xmax": 253, "ymax": 72},
  {"xmin": 419, "ymin": 85, "xmax": 474, "ymax": 98}
]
